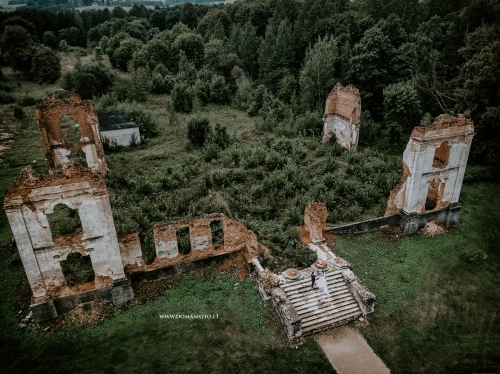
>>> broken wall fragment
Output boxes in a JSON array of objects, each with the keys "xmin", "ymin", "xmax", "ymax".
[
  {"xmin": 386, "ymin": 114, "xmax": 475, "ymax": 216},
  {"xmin": 322, "ymin": 84, "xmax": 361, "ymax": 151},
  {"xmin": 4, "ymin": 91, "xmax": 134, "ymax": 322}
]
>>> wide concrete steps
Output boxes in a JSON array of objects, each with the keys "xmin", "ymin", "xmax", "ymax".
[{"xmin": 281, "ymin": 271, "xmax": 362, "ymax": 335}]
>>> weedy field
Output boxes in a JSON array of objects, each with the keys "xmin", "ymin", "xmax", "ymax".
[{"xmin": 0, "ymin": 61, "xmax": 499, "ymax": 373}]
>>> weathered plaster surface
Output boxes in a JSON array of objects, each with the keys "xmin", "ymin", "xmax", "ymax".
[
  {"xmin": 118, "ymin": 232, "xmax": 145, "ymax": 269},
  {"xmin": 304, "ymin": 203, "xmax": 328, "ymax": 243},
  {"xmin": 35, "ymin": 90, "xmax": 107, "ymax": 175},
  {"xmin": 322, "ymin": 84, "xmax": 361, "ymax": 151},
  {"xmin": 386, "ymin": 114, "xmax": 475, "ymax": 215}
]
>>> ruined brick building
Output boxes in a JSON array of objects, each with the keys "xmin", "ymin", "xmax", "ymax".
[
  {"xmin": 4, "ymin": 91, "xmax": 134, "ymax": 321},
  {"xmin": 329, "ymin": 113, "xmax": 475, "ymax": 236},
  {"xmin": 322, "ymin": 84, "xmax": 361, "ymax": 151},
  {"xmin": 386, "ymin": 114, "xmax": 475, "ymax": 234},
  {"xmin": 4, "ymin": 91, "xmax": 263, "ymax": 322},
  {"xmin": 3, "ymin": 89, "xmax": 475, "ymax": 341}
]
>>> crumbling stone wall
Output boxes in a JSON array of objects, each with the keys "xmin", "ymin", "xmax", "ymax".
[
  {"xmin": 303, "ymin": 203, "xmax": 328, "ymax": 243},
  {"xmin": 4, "ymin": 91, "xmax": 131, "ymax": 317},
  {"xmin": 386, "ymin": 114, "xmax": 475, "ymax": 215},
  {"xmin": 153, "ymin": 213, "xmax": 260, "ymax": 264},
  {"xmin": 322, "ymin": 84, "xmax": 361, "ymax": 151},
  {"xmin": 36, "ymin": 90, "xmax": 107, "ymax": 175}
]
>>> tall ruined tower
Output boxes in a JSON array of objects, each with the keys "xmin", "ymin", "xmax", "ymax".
[{"xmin": 3, "ymin": 91, "xmax": 133, "ymax": 322}]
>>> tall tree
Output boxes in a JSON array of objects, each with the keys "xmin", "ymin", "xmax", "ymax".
[
  {"xmin": 456, "ymin": 25, "xmax": 500, "ymax": 163},
  {"xmin": 349, "ymin": 26, "xmax": 396, "ymax": 120},
  {"xmin": 238, "ymin": 21, "xmax": 259, "ymax": 78},
  {"xmin": 1, "ymin": 25, "xmax": 35, "ymax": 74},
  {"xmin": 181, "ymin": 3, "xmax": 199, "ymax": 29},
  {"xmin": 382, "ymin": 81, "xmax": 422, "ymax": 145},
  {"xmin": 299, "ymin": 35, "xmax": 339, "ymax": 111},
  {"xmin": 258, "ymin": 19, "xmax": 294, "ymax": 91}
]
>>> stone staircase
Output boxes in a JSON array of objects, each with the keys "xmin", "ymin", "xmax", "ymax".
[{"xmin": 280, "ymin": 270, "xmax": 362, "ymax": 335}]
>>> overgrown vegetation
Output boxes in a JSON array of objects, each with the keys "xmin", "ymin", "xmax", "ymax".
[
  {"xmin": 0, "ymin": 0, "xmax": 499, "ymax": 372},
  {"xmin": 60, "ymin": 252, "xmax": 95, "ymax": 286},
  {"xmin": 46, "ymin": 204, "xmax": 82, "ymax": 236},
  {"xmin": 210, "ymin": 220, "xmax": 223, "ymax": 249}
]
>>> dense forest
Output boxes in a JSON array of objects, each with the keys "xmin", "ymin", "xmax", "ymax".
[{"xmin": 1, "ymin": 0, "xmax": 499, "ymax": 163}]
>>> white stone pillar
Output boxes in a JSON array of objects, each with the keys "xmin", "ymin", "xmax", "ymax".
[{"xmin": 5, "ymin": 202, "xmax": 47, "ymax": 298}]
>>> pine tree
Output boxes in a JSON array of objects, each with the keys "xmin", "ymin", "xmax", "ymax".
[
  {"xmin": 238, "ymin": 21, "xmax": 259, "ymax": 78},
  {"xmin": 258, "ymin": 19, "xmax": 294, "ymax": 90},
  {"xmin": 299, "ymin": 35, "xmax": 338, "ymax": 111}
]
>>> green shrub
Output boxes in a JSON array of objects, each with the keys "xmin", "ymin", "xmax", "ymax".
[
  {"xmin": 151, "ymin": 64, "xmax": 175, "ymax": 94},
  {"xmin": 187, "ymin": 115, "xmax": 211, "ymax": 146},
  {"xmin": 0, "ymin": 91, "xmax": 15, "ymax": 104},
  {"xmin": 60, "ymin": 252, "xmax": 95, "ymax": 286},
  {"xmin": 60, "ymin": 253, "xmax": 95, "ymax": 286},
  {"xmin": 18, "ymin": 96, "xmax": 36, "ymax": 106},
  {"xmin": 209, "ymin": 74, "xmax": 230, "ymax": 104},
  {"xmin": 176, "ymin": 227, "xmax": 191, "ymax": 255},
  {"xmin": 172, "ymin": 82, "xmax": 195, "ymax": 113},
  {"xmin": 231, "ymin": 86, "xmax": 252, "ymax": 110},
  {"xmin": 60, "ymin": 61, "xmax": 114, "ymax": 99},
  {"xmin": 208, "ymin": 123, "xmax": 230, "ymax": 149},
  {"xmin": 194, "ymin": 69, "xmax": 213, "ymax": 105},
  {"xmin": 247, "ymin": 85, "xmax": 268, "ymax": 116},
  {"xmin": 13, "ymin": 105, "xmax": 25, "ymax": 120},
  {"xmin": 113, "ymin": 67, "xmax": 151, "ymax": 102},
  {"xmin": 0, "ymin": 81, "xmax": 14, "ymax": 92},
  {"xmin": 210, "ymin": 220, "xmax": 224, "ymax": 249},
  {"xmin": 294, "ymin": 111, "xmax": 323, "ymax": 136},
  {"xmin": 30, "ymin": 45, "xmax": 61, "ymax": 84}
]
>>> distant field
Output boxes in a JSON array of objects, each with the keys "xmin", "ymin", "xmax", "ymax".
[{"xmin": 0, "ymin": 0, "xmax": 235, "ymax": 12}]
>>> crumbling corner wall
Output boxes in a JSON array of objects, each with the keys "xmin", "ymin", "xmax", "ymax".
[
  {"xmin": 386, "ymin": 114, "xmax": 474, "ymax": 216},
  {"xmin": 322, "ymin": 84, "xmax": 361, "ymax": 151},
  {"xmin": 35, "ymin": 89, "xmax": 107, "ymax": 175},
  {"xmin": 303, "ymin": 203, "xmax": 328, "ymax": 243}
]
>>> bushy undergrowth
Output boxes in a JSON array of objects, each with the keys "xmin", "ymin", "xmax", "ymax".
[{"xmin": 105, "ymin": 127, "xmax": 401, "ymax": 267}]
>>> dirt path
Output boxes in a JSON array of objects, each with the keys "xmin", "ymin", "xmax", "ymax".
[{"xmin": 316, "ymin": 326, "xmax": 390, "ymax": 374}]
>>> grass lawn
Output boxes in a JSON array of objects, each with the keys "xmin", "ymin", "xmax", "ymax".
[
  {"xmin": 0, "ymin": 266, "xmax": 335, "ymax": 373},
  {"xmin": 335, "ymin": 182, "xmax": 500, "ymax": 373}
]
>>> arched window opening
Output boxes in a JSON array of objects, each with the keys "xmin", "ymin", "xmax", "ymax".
[
  {"xmin": 46, "ymin": 203, "xmax": 82, "ymax": 237},
  {"xmin": 61, "ymin": 252, "xmax": 95, "ymax": 286}
]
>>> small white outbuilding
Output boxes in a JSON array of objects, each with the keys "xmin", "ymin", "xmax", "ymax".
[{"xmin": 98, "ymin": 112, "xmax": 141, "ymax": 147}]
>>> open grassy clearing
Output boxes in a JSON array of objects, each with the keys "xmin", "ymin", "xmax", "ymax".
[{"xmin": 335, "ymin": 182, "xmax": 500, "ymax": 373}]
